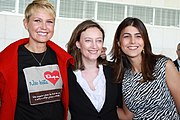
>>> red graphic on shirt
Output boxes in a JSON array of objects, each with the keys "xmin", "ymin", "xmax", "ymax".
[{"xmin": 44, "ymin": 70, "xmax": 60, "ymax": 85}]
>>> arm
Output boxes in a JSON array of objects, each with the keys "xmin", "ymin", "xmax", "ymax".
[
  {"xmin": 117, "ymin": 99, "xmax": 134, "ymax": 120},
  {"xmin": 165, "ymin": 60, "xmax": 180, "ymax": 113}
]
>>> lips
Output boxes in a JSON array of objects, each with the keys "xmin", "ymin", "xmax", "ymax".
[
  {"xmin": 88, "ymin": 50, "xmax": 99, "ymax": 54},
  {"xmin": 128, "ymin": 46, "xmax": 138, "ymax": 50},
  {"xmin": 37, "ymin": 32, "xmax": 48, "ymax": 36}
]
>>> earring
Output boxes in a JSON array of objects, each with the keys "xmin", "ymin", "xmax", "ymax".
[
  {"xmin": 142, "ymin": 49, "xmax": 145, "ymax": 54},
  {"xmin": 117, "ymin": 42, "xmax": 120, "ymax": 47}
]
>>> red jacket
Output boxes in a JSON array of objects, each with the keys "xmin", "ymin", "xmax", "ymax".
[{"xmin": 0, "ymin": 38, "xmax": 74, "ymax": 120}]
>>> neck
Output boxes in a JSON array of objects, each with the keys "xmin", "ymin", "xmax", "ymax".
[
  {"xmin": 84, "ymin": 63, "xmax": 98, "ymax": 71},
  {"xmin": 129, "ymin": 57, "xmax": 142, "ymax": 73},
  {"xmin": 81, "ymin": 61, "xmax": 99, "ymax": 75},
  {"xmin": 81, "ymin": 57, "xmax": 98, "ymax": 69},
  {"xmin": 25, "ymin": 42, "xmax": 47, "ymax": 53}
]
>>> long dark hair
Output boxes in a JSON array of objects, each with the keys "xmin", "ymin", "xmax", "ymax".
[{"xmin": 110, "ymin": 17, "xmax": 162, "ymax": 83}]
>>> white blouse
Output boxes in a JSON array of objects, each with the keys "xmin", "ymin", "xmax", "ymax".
[{"xmin": 73, "ymin": 65, "xmax": 106, "ymax": 112}]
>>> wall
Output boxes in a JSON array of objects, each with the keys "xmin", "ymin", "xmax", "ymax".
[{"xmin": 0, "ymin": 13, "xmax": 180, "ymax": 60}]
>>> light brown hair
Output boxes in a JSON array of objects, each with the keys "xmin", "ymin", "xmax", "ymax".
[{"xmin": 67, "ymin": 20, "xmax": 107, "ymax": 71}]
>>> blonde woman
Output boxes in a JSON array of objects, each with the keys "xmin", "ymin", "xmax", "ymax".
[{"xmin": 0, "ymin": 0, "xmax": 73, "ymax": 120}]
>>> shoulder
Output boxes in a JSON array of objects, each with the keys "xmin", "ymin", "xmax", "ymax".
[
  {"xmin": 0, "ymin": 38, "xmax": 28, "ymax": 64},
  {"xmin": 67, "ymin": 66, "xmax": 74, "ymax": 75},
  {"xmin": 156, "ymin": 55, "xmax": 170, "ymax": 66},
  {"xmin": 166, "ymin": 59, "xmax": 177, "ymax": 71},
  {"xmin": 1, "ymin": 38, "xmax": 28, "ymax": 54},
  {"xmin": 67, "ymin": 66, "xmax": 77, "ymax": 83},
  {"xmin": 157, "ymin": 55, "xmax": 169, "ymax": 61},
  {"xmin": 102, "ymin": 62, "xmax": 114, "ymax": 72},
  {"xmin": 102, "ymin": 64, "xmax": 115, "ymax": 81},
  {"xmin": 151, "ymin": 56, "xmax": 171, "ymax": 75},
  {"xmin": 154, "ymin": 56, "xmax": 178, "ymax": 76},
  {"xmin": 165, "ymin": 59, "xmax": 180, "ymax": 82},
  {"xmin": 47, "ymin": 41, "xmax": 74, "ymax": 65}
]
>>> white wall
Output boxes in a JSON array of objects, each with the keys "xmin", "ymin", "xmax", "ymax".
[{"xmin": 0, "ymin": 13, "xmax": 180, "ymax": 60}]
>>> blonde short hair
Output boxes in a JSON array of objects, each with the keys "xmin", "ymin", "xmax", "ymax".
[{"xmin": 24, "ymin": 0, "xmax": 56, "ymax": 20}]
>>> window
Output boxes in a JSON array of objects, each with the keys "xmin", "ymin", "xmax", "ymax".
[
  {"xmin": 0, "ymin": 0, "xmax": 180, "ymax": 28},
  {"xmin": 19, "ymin": 0, "xmax": 56, "ymax": 14},
  {"xmin": 97, "ymin": 2, "xmax": 124, "ymax": 21},
  {"xmin": 59, "ymin": 0, "xmax": 84, "ymax": 18},
  {"xmin": 19, "ymin": 0, "xmax": 31, "ymax": 14},
  {"xmin": 0, "ymin": 0, "xmax": 16, "ymax": 12},
  {"xmin": 127, "ymin": 5, "xmax": 153, "ymax": 24}
]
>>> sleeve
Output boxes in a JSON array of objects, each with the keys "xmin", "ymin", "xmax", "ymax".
[{"xmin": 117, "ymin": 82, "xmax": 123, "ymax": 108}]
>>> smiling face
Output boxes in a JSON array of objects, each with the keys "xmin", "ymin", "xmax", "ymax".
[
  {"xmin": 76, "ymin": 27, "xmax": 104, "ymax": 62},
  {"xmin": 119, "ymin": 26, "xmax": 144, "ymax": 59},
  {"xmin": 24, "ymin": 8, "xmax": 55, "ymax": 44}
]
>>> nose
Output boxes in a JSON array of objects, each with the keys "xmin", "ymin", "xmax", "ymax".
[
  {"xmin": 92, "ymin": 41, "xmax": 98, "ymax": 48},
  {"xmin": 130, "ymin": 37, "xmax": 135, "ymax": 44},
  {"xmin": 41, "ymin": 22, "xmax": 47, "ymax": 29}
]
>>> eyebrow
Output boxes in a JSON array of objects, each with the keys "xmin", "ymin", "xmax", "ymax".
[
  {"xmin": 33, "ymin": 17, "xmax": 54, "ymax": 20},
  {"xmin": 84, "ymin": 36, "xmax": 103, "ymax": 39},
  {"xmin": 123, "ymin": 32, "xmax": 141, "ymax": 35}
]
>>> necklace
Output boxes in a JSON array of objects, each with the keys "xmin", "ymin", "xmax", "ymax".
[{"xmin": 30, "ymin": 50, "xmax": 47, "ymax": 66}]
